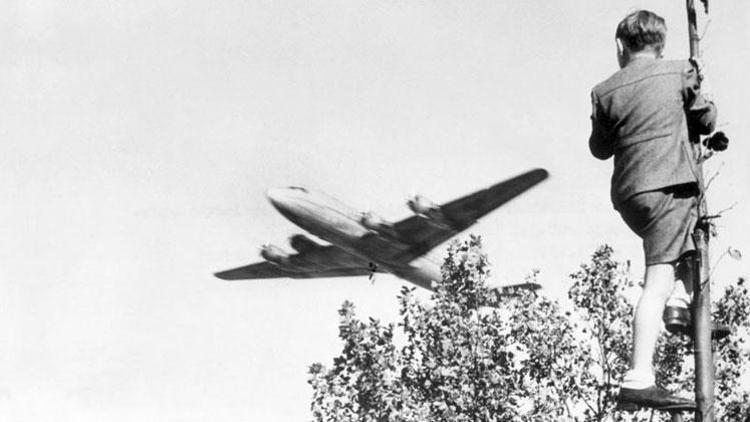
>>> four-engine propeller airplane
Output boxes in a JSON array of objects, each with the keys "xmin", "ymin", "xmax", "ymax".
[{"xmin": 215, "ymin": 168, "xmax": 549, "ymax": 298}]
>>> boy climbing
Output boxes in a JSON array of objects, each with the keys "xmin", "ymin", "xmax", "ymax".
[{"xmin": 588, "ymin": 9, "xmax": 727, "ymax": 411}]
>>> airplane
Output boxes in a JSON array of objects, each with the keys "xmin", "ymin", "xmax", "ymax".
[{"xmin": 215, "ymin": 168, "xmax": 549, "ymax": 299}]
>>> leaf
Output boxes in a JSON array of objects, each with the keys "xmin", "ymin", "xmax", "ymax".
[{"xmin": 728, "ymin": 247, "xmax": 743, "ymax": 261}]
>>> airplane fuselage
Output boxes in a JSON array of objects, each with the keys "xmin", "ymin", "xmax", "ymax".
[
  {"xmin": 267, "ymin": 187, "xmax": 441, "ymax": 289},
  {"xmin": 216, "ymin": 169, "xmax": 549, "ymax": 295}
]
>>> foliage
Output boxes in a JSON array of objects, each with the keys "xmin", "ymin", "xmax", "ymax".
[
  {"xmin": 567, "ymin": 245, "xmax": 635, "ymax": 420},
  {"xmin": 712, "ymin": 278, "xmax": 750, "ymax": 420},
  {"xmin": 308, "ymin": 238, "xmax": 750, "ymax": 421}
]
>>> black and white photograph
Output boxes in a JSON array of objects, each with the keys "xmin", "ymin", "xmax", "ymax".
[{"xmin": 2, "ymin": 1, "xmax": 749, "ymax": 420}]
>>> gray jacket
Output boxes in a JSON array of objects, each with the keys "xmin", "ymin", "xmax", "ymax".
[{"xmin": 589, "ymin": 57, "xmax": 717, "ymax": 209}]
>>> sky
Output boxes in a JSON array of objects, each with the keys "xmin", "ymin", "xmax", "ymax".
[{"xmin": 1, "ymin": 1, "xmax": 748, "ymax": 421}]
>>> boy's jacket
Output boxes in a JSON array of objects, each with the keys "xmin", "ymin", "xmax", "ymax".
[{"xmin": 589, "ymin": 57, "xmax": 716, "ymax": 209}]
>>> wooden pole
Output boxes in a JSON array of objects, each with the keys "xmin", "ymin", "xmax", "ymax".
[
  {"xmin": 686, "ymin": 0, "xmax": 701, "ymax": 58},
  {"xmin": 692, "ymin": 224, "xmax": 714, "ymax": 422},
  {"xmin": 686, "ymin": 2, "xmax": 715, "ymax": 421}
]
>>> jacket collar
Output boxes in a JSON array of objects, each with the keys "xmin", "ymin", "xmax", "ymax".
[{"xmin": 625, "ymin": 56, "xmax": 659, "ymax": 68}]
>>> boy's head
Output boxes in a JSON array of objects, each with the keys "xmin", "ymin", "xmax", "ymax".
[{"xmin": 615, "ymin": 10, "xmax": 667, "ymax": 67}]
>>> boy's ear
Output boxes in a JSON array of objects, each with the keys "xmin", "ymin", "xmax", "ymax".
[
  {"xmin": 615, "ymin": 38, "xmax": 627, "ymax": 68},
  {"xmin": 615, "ymin": 38, "xmax": 624, "ymax": 55}
]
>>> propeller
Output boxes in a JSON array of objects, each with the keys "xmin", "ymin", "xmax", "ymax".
[
  {"xmin": 406, "ymin": 186, "xmax": 420, "ymax": 207},
  {"xmin": 368, "ymin": 262, "xmax": 378, "ymax": 283}
]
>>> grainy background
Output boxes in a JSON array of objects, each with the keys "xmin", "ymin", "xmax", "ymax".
[{"xmin": 1, "ymin": 1, "xmax": 747, "ymax": 420}]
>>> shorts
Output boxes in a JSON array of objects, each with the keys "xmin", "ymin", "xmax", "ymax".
[{"xmin": 618, "ymin": 185, "xmax": 700, "ymax": 265}]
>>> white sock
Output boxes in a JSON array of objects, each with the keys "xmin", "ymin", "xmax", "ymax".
[{"xmin": 621, "ymin": 369, "xmax": 655, "ymax": 389}]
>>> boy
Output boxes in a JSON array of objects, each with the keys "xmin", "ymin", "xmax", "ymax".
[{"xmin": 589, "ymin": 10, "xmax": 721, "ymax": 411}]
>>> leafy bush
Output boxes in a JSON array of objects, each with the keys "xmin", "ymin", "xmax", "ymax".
[{"xmin": 309, "ymin": 237, "xmax": 749, "ymax": 421}]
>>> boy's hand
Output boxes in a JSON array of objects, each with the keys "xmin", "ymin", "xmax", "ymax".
[
  {"xmin": 689, "ymin": 57, "xmax": 715, "ymax": 101},
  {"xmin": 689, "ymin": 56, "xmax": 705, "ymax": 82}
]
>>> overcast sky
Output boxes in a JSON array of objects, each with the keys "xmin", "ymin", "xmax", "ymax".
[{"xmin": 2, "ymin": 1, "xmax": 748, "ymax": 420}]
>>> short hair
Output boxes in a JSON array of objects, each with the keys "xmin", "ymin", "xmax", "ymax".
[{"xmin": 615, "ymin": 10, "xmax": 667, "ymax": 54}]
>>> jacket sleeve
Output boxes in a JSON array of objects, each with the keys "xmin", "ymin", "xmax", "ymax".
[
  {"xmin": 589, "ymin": 90, "xmax": 614, "ymax": 160},
  {"xmin": 682, "ymin": 65, "xmax": 717, "ymax": 135}
]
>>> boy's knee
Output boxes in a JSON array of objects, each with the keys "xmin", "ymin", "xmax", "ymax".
[{"xmin": 644, "ymin": 263, "xmax": 676, "ymax": 298}]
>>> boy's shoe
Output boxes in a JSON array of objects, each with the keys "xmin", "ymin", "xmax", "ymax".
[
  {"xmin": 616, "ymin": 385, "xmax": 695, "ymax": 411},
  {"xmin": 663, "ymin": 306, "xmax": 732, "ymax": 340}
]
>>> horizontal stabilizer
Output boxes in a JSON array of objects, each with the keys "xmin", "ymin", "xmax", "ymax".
[{"xmin": 491, "ymin": 282, "xmax": 542, "ymax": 298}]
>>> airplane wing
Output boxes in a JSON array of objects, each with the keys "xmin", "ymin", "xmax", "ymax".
[
  {"xmin": 214, "ymin": 245, "xmax": 373, "ymax": 280},
  {"xmin": 392, "ymin": 168, "xmax": 548, "ymax": 259}
]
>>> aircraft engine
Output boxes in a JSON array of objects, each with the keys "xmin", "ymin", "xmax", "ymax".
[
  {"xmin": 289, "ymin": 234, "xmax": 319, "ymax": 253},
  {"xmin": 360, "ymin": 211, "xmax": 388, "ymax": 231},
  {"xmin": 260, "ymin": 244, "xmax": 290, "ymax": 264},
  {"xmin": 407, "ymin": 195, "xmax": 438, "ymax": 215}
]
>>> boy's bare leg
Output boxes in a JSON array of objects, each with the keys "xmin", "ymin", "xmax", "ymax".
[
  {"xmin": 618, "ymin": 263, "xmax": 696, "ymax": 410},
  {"xmin": 626, "ymin": 263, "xmax": 675, "ymax": 387}
]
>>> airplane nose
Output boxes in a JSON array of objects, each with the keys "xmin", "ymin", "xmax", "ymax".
[
  {"xmin": 266, "ymin": 187, "xmax": 284, "ymax": 203},
  {"xmin": 266, "ymin": 188, "xmax": 292, "ymax": 211}
]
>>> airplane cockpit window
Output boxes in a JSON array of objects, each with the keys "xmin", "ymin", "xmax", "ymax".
[{"xmin": 289, "ymin": 186, "xmax": 308, "ymax": 193}]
